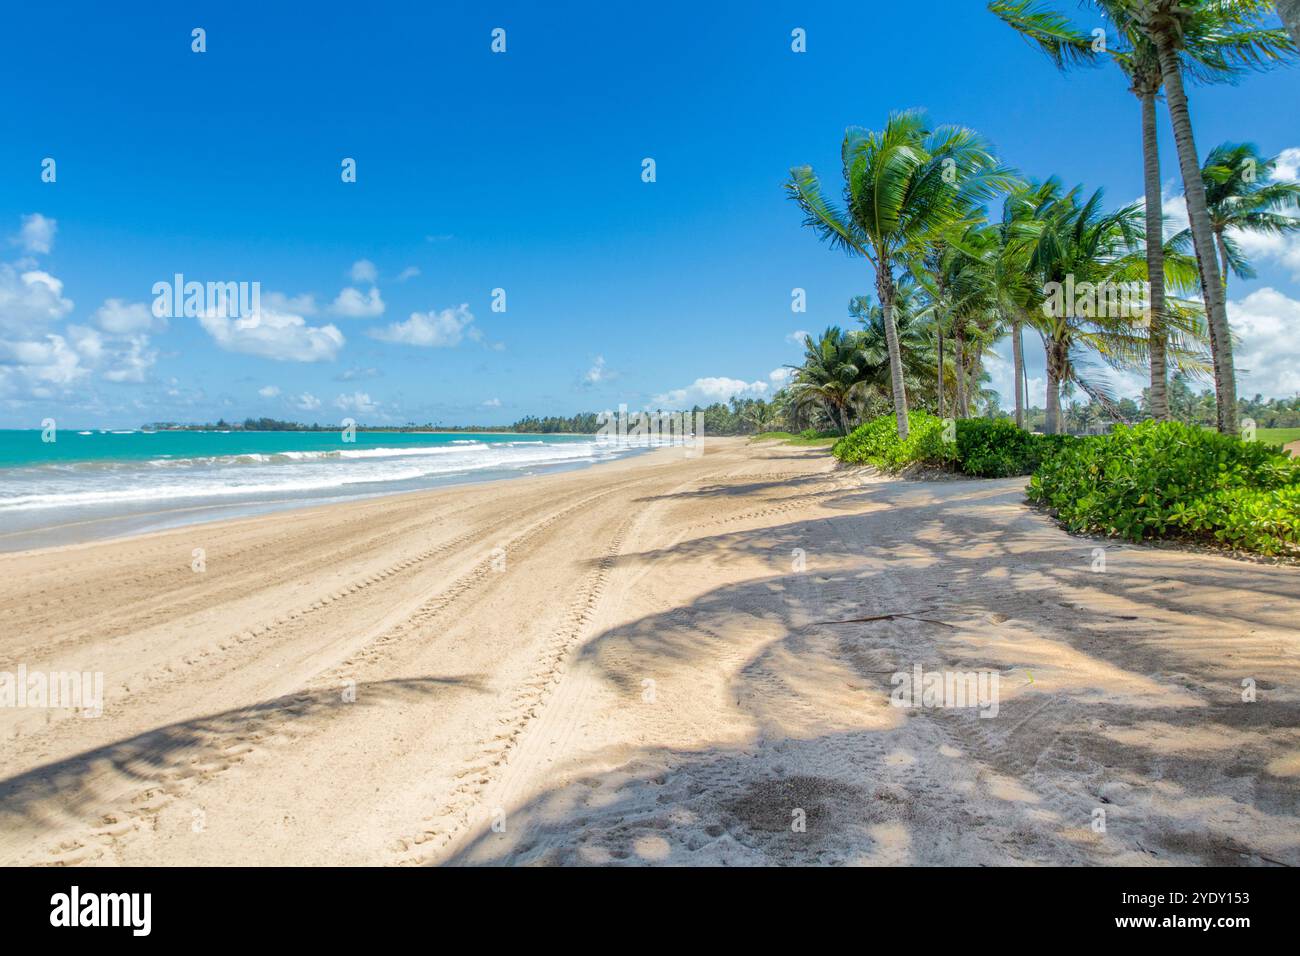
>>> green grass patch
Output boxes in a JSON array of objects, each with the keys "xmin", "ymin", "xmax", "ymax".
[
  {"xmin": 751, "ymin": 430, "xmax": 839, "ymax": 446},
  {"xmin": 1255, "ymin": 427, "xmax": 1300, "ymax": 447}
]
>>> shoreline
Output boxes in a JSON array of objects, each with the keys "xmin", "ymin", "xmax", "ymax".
[{"xmin": 0, "ymin": 437, "xmax": 664, "ymax": 554}]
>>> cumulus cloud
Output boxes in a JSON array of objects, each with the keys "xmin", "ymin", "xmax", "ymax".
[
  {"xmin": 258, "ymin": 385, "xmax": 281, "ymax": 398},
  {"xmin": 786, "ymin": 330, "xmax": 810, "ymax": 346},
  {"xmin": 294, "ymin": 392, "xmax": 321, "ymax": 411},
  {"xmin": 0, "ymin": 265, "xmax": 74, "ymax": 332},
  {"xmin": 652, "ymin": 376, "xmax": 769, "ymax": 408},
  {"xmin": 15, "ymin": 213, "xmax": 56, "ymax": 255},
  {"xmin": 583, "ymin": 355, "xmax": 610, "ymax": 385},
  {"xmin": 263, "ymin": 291, "xmax": 318, "ymax": 316},
  {"xmin": 329, "ymin": 286, "xmax": 385, "ymax": 318},
  {"xmin": 1229, "ymin": 287, "xmax": 1300, "ymax": 398},
  {"xmin": 482, "ymin": 397, "xmax": 502, "ymax": 407},
  {"xmin": 95, "ymin": 298, "xmax": 166, "ymax": 334},
  {"xmin": 199, "ymin": 307, "xmax": 344, "ymax": 362},
  {"xmin": 334, "ymin": 391, "xmax": 378, "ymax": 415},
  {"xmin": 0, "ymin": 334, "xmax": 86, "ymax": 387},
  {"xmin": 397, "ymin": 266, "xmax": 420, "ymax": 282},
  {"xmin": 349, "ymin": 259, "xmax": 378, "ymax": 284},
  {"xmin": 769, "ymin": 366, "xmax": 794, "ymax": 387},
  {"xmin": 369, "ymin": 304, "xmax": 476, "ymax": 348}
]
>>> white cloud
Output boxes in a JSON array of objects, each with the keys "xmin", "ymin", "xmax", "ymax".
[
  {"xmin": 335, "ymin": 366, "xmax": 379, "ymax": 381},
  {"xmin": 258, "ymin": 385, "xmax": 281, "ymax": 398},
  {"xmin": 334, "ymin": 391, "xmax": 378, "ymax": 415},
  {"xmin": 482, "ymin": 397, "xmax": 502, "ymax": 407},
  {"xmin": 768, "ymin": 366, "xmax": 794, "ymax": 387},
  {"xmin": 583, "ymin": 355, "xmax": 609, "ymax": 385},
  {"xmin": 652, "ymin": 376, "xmax": 769, "ymax": 408},
  {"xmin": 199, "ymin": 307, "xmax": 344, "ymax": 362},
  {"xmin": 263, "ymin": 291, "xmax": 318, "ymax": 316},
  {"xmin": 349, "ymin": 259, "xmax": 378, "ymax": 284},
  {"xmin": 99, "ymin": 335, "xmax": 157, "ymax": 383},
  {"xmin": 1162, "ymin": 161, "xmax": 1300, "ymax": 280},
  {"xmin": 1229, "ymin": 287, "xmax": 1300, "ymax": 397},
  {"xmin": 369, "ymin": 304, "xmax": 475, "ymax": 348},
  {"xmin": 0, "ymin": 334, "xmax": 87, "ymax": 387},
  {"xmin": 294, "ymin": 392, "xmax": 321, "ymax": 411},
  {"xmin": 1273, "ymin": 147, "xmax": 1300, "ymax": 182},
  {"xmin": 786, "ymin": 330, "xmax": 810, "ymax": 346},
  {"xmin": 15, "ymin": 214, "xmax": 56, "ymax": 255},
  {"xmin": 95, "ymin": 298, "xmax": 166, "ymax": 334},
  {"xmin": 0, "ymin": 265, "xmax": 74, "ymax": 333},
  {"xmin": 329, "ymin": 286, "xmax": 385, "ymax": 318},
  {"xmin": 397, "ymin": 266, "xmax": 420, "ymax": 282}
]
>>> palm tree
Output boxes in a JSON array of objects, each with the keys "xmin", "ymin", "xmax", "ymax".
[
  {"xmin": 990, "ymin": 2, "xmax": 1175, "ymax": 419},
  {"xmin": 787, "ymin": 110, "xmax": 1015, "ymax": 439},
  {"xmin": 851, "ymin": 279, "xmax": 940, "ymax": 411},
  {"xmin": 1113, "ymin": 0, "xmax": 1296, "ymax": 434},
  {"xmin": 1173, "ymin": 142, "xmax": 1300, "ymax": 292},
  {"xmin": 991, "ymin": 0, "xmax": 1296, "ymax": 432},
  {"xmin": 788, "ymin": 327, "xmax": 874, "ymax": 435}
]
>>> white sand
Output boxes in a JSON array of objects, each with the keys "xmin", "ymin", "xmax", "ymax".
[{"xmin": 1, "ymin": 438, "xmax": 1296, "ymax": 866}]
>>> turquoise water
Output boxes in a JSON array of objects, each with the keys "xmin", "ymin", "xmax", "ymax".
[
  {"xmin": 0, "ymin": 428, "xmax": 588, "ymax": 468},
  {"xmin": 0, "ymin": 429, "xmax": 633, "ymax": 550}
]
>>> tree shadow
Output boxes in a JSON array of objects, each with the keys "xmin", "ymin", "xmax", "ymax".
[
  {"xmin": 0, "ymin": 675, "xmax": 486, "ymax": 835},
  {"xmin": 447, "ymin": 477, "xmax": 1299, "ymax": 866}
]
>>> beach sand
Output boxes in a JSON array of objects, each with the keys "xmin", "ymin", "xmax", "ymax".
[{"xmin": 1, "ymin": 438, "xmax": 1297, "ymax": 866}]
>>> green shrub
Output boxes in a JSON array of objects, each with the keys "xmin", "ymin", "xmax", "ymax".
[
  {"xmin": 833, "ymin": 411, "xmax": 956, "ymax": 471},
  {"xmin": 1027, "ymin": 420, "xmax": 1300, "ymax": 552},
  {"xmin": 1168, "ymin": 485, "xmax": 1300, "ymax": 556},
  {"xmin": 955, "ymin": 419, "xmax": 1042, "ymax": 477}
]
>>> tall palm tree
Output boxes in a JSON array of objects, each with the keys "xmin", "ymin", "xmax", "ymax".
[
  {"xmin": 991, "ymin": 0, "xmax": 1296, "ymax": 431},
  {"xmin": 788, "ymin": 327, "xmax": 874, "ymax": 435},
  {"xmin": 1174, "ymin": 142, "xmax": 1300, "ymax": 292},
  {"xmin": 990, "ymin": 2, "xmax": 1175, "ymax": 418},
  {"xmin": 787, "ymin": 110, "xmax": 1015, "ymax": 439},
  {"xmin": 1113, "ymin": 0, "xmax": 1296, "ymax": 434}
]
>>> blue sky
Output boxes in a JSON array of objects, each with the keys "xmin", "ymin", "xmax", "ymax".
[{"xmin": 2, "ymin": 0, "xmax": 1298, "ymax": 428}]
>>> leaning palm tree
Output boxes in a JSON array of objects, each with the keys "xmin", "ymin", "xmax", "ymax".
[
  {"xmin": 1173, "ymin": 141, "xmax": 1300, "ymax": 292},
  {"xmin": 787, "ymin": 110, "xmax": 1016, "ymax": 439},
  {"xmin": 1111, "ymin": 0, "xmax": 1296, "ymax": 434}
]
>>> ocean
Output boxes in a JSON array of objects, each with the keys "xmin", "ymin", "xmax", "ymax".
[{"xmin": 0, "ymin": 429, "xmax": 642, "ymax": 551}]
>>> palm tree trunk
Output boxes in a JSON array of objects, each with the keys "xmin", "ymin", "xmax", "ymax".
[
  {"xmin": 1154, "ymin": 33, "xmax": 1238, "ymax": 435},
  {"xmin": 1215, "ymin": 229, "xmax": 1231, "ymax": 295},
  {"xmin": 876, "ymin": 264, "xmax": 910, "ymax": 439},
  {"xmin": 1044, "ymin": 338, "xmax": 1065, "ymax": 435},
  {"xmin": 936, "ymin": 327, "xmax": 945, "ymax": 419},
  {"xmin": 953, "ymin": 323, "xmax": 967, "ymax": 420},
  {"xmin": 1140, "ymin": 88, "xmax": 1170, "ymax": 422},
  {"xmin": 1011, "ymin": 314, "xmax": 1025, "ymax": 428}
]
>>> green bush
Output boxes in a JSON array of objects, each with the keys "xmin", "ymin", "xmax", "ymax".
[
  {"xmin": 832, "ymin": 411, "xmax": 956, "ymax": 471},
  {"xmin": 1027, "ymin": 420, "xmax": 1300, "ymax": 553},
  {"xmin": 955, "ymin": 419, "xmax": 1039, "ymax": 477}
]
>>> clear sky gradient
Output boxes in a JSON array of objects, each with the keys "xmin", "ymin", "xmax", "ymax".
[{"xmin": 3, "ymin": 0, "xmax": 1298, "ymax": 428}]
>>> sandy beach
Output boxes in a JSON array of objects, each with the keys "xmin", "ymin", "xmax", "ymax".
[{"xmin": 1, "ymin": 438, "xmax": 1297, "ymax": 866}]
